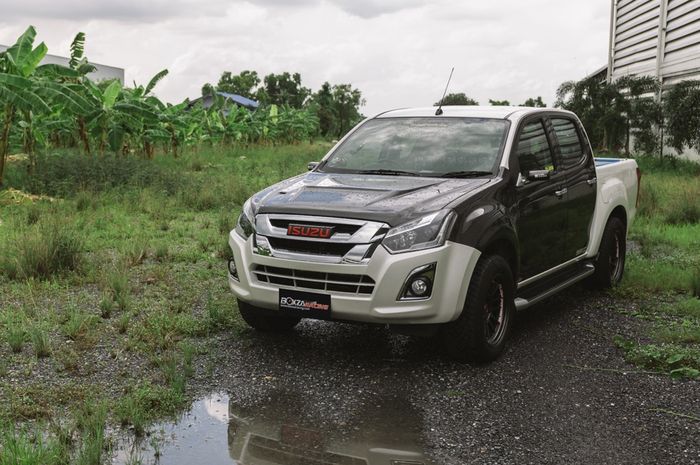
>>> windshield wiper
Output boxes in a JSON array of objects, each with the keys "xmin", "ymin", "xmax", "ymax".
[
  {"xmin": 438, "ymin": 170, "xmax": 493, "ymax": 178},
  {"xmin": 358, "ymin": 169, "xmax": 420, "ymax": 177}
]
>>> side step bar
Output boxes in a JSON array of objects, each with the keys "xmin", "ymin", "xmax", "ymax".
[{"xmin": 515, "ymin": 263, "xmax": 595, "ymax": 311}]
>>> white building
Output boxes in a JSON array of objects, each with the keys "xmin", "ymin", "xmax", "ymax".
[
  {"xmin": 0, "ymin": 45, "xmax": 124, "ymax": 83},
  {"xmin": 607, "ymin": 0, "xmax": 700, "ymax": 159}
]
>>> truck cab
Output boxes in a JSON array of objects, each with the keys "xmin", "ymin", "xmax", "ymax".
[{"xmin": 227, "ymin": 106, "xmax": 640, "ymax": 362}]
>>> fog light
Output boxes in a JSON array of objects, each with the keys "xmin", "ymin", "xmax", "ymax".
[
  {"xmin": 398, "ymin": 263, "xmax": 436, "ymax": 301},
  {"xmin": 227, "ymin": 258, "xmax": 239, "ymax": 280},
  {"xmin": 410, "ymin": 277, "xmax": 430, "ymax": 296}
]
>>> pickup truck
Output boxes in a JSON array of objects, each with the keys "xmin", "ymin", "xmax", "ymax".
[{"xmin": 227, "ymin": 106, "xmax": 640, "ymax": 362}]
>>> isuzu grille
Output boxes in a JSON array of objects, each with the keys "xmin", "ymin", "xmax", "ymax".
[{"xmin": 254, "ymin": 214, "xmax": 389, "ymax": 264}]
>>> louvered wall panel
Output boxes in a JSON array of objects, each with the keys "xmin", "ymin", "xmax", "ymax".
[
  {"xmin": 663, "ymin": 0, "xmax": 700, "ymax": 76},
  {"xmin": 612, "ymin": 0, "xmax": 661, "ymax": 77},
  {"xmin": 610, "ymin": 0, "xmax": 700, "ymax": 81}
]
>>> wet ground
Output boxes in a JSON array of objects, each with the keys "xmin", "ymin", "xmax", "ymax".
[{"xmin": 114, "ymin": 287, "xmax": 700, "ymax": 465}]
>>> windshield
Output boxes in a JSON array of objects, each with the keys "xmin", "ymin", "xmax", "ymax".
[{"xmin": 319, "ymin": 117, "xmax": 509, "ymax": 177}]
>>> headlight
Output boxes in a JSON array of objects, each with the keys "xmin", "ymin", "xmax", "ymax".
[
  {"xmin": 235, "ymin": 199, "xmax": 256, "ymax": 239},
  {"xmin": 382, "ymin": 210, "xmax": 456, "ymax": 254}
]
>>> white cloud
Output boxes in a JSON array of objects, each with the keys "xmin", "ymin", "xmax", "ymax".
[{"xmin": 0, "ymin": 0, "xmax": 612, "ymax": 115}]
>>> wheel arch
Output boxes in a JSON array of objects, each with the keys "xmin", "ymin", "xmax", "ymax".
[
  {"xmin": 482, "ymin": 237, "xmax": 519, "ymax": 280},
  {"xmin": 587, "ymin": 202, "xmax": 628, "ymax": 258}
]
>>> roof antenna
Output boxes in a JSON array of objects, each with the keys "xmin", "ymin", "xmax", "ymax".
[{"xmin": 435, "ymin": 67, "xmax": 454, "ymax": 116}]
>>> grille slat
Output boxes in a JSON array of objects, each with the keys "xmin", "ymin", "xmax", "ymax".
[
  {"xmin": 253, "ymin": 265, "xmax": 375, "ymax": 295},
  {"xmin": 255, "ymin": 214, "xmax": 390, "ymax": 264}
]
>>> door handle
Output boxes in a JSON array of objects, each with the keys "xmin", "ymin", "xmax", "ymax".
[
  {"xmin": 587, "ymin": 177, "xmax": 597, "ymax": 185},
  {"xmin": 554, "ymin": 188, "xmax": 568, "ymax": 197}
]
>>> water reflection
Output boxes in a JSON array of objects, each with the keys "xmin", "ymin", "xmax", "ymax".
[{"xmin": 111, "ymin": 390, "xmax": 433, "ymax": 465}]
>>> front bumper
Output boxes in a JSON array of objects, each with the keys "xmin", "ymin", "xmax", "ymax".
[{"xmin": 227, "ymin": 231, "xmax": 480, "ymax": 324}]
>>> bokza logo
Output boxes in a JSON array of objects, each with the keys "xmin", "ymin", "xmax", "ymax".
[{"xmin": 280, "ymin": 296, "xmax": 329, "ymax": 311}]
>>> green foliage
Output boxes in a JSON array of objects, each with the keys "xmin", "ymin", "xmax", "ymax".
[
  {"xmin": 30, "ymin": 326, "xmax": 50, "ymax": 358},
  {"xmin": 556, "ymin": 77, "xmax": 628, "ymax": 151},
  {"xmin": 9, "ymin": 152, "xmax": 180, "ymax": 197},
  {"xmin": 434, "ymin": 92, "xmax": 479, "ymax": 106},
  {"xmin": 615, "ymin": 337, "xmax": 700, "ymax": 378},
  {"xmin": 105, "ymin": 264, "xmax": 130, "ymax": 311},
  {"xmin": 556, "ymin": 75, "xmax": 661, "ymax": 154},
  {"xmin": 74, "ymin": 399, "xmax": 107, "ymax": 465},
  {"xmin": 259, "ymin": 72, "xmax": 311, "ymax": 108},
  {"xmin": 215, "ymin": 70, "xmax": 260, "ymax": 99},
  {"xmin": 664, "ymin": 80, "xmax": 700, "ymax": 154},
  {"xmin": 309, "ymin": 82, "xmax": 365, "ymax": 138},
  {"xmin": 488, "ymin": 99, "xmax": 510, "ymax": 106},
  {"xmin": 520, "ymin": 96, "xmax": 546, "ymax": 107},
  {"xmin": 115, "ymin": 382, "xmax": 187, "ymax": 436},
  {"xmin": 0, "ymin": 26, "xmax": 329, "ymax": 180},
  {"xmin": 5, "ymin": 319, "xmax": 25, "ymax": 353},
  {"xmin": 692, "ymin": 269, "xmax": 700, "ymax": 299},
  {"xmin": 0, "ymin": 423, "xmax": 68, "ymax": 465},
  {"xmin": 61, "ymin": 306, "xmax": 97, "ymax": 342},
  {"xmin": 0, "ymin": 217, "xmax": 83, "ymax": 280}
]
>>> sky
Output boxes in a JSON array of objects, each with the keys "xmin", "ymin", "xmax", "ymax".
[{"xmin": 0, "ymin": 0, "xmax": 612, "ymax": 115}]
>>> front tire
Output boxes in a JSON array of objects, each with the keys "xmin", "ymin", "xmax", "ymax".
[
  {"xmin": 589, "ymin": 216, "xmax": 626, "ymax": 289},
  {"xmin": 237, "ymin": 299, "xmax": 301, "ymax": 332},
  {"xmin": 441, "ymin": 255, "xmax": 515, "ymax": 363}
]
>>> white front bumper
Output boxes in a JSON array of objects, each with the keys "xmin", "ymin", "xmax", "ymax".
[{"xmin": 228, "ymin": 231, "xmax": 480, "ymax": 324}]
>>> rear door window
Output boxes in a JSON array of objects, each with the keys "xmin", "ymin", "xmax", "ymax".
[
  {"xmin": 516, "ymin": 120, "xmax": 554, "ymax": 175},
  {"xmin": 550, "ymin": 118, "xmax": 585, "ymax": 169}
]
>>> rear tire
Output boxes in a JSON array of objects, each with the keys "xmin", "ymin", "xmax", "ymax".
[
  {"xmin": 589, "ymin": 216, "xmax": 626, "ymax": 289},
  {"xmin": 441, "ymin": 255, "xmax": 515, "ymax": 363},
  {"xmin": 237, "ymin": 299, "xmax": 301, "ymax": 332}
]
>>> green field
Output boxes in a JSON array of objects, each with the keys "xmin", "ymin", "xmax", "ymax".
[
  {"xmin": 0, "ymin": 144, "xmax": 326, "ymax": 463},
  {"xmin": 0, "ymin": 146, "xmax": 698, "ymax": 463}
]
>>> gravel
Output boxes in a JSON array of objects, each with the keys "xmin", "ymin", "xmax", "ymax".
[{"xmin": 195, "ymin": 286, "xmax": 700, "ymax": 465}]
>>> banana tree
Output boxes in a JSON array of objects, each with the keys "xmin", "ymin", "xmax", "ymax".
[{"xmin": 0, "ymin": 26, "xmax": 52, "ymax": 185}]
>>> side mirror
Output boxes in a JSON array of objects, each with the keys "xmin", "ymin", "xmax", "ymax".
[
  {"xmin": 307, "ymin": 162, "xmax": 319, "ymax": 171},
  {"xmin": 527, "ymin": 169, "xmax": 550, "ymax": 181}
]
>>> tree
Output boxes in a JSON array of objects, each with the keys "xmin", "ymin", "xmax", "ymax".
[
  {"xmin": 664, "ymin": 80, "xmax": 700, "ymax": 155},
  {"xmin": 519, "ymin": 96, "xmax": 546, "ymax": 108},
  {"xmin": 332, "ymin": 84, "xmax": 364, "ymax": 137},
  {"xmin": 216, "ymin": 70, "xmax": 260, "ymax": 99},
  {"xmin": 201, "ymin": 83, "xmax": 215, "ymax": 97},
  {"xmin": 433, "ymin": 92, "xmax": 478, "ymax": 106},
  {"xmin": 488, "ymin": 99, "xmax": 510, "ymax": 106},
  {"xmin": 0, "ymin": 26, "xmax": 52, "ymax": 186},
  {"xmin": 259, "ymin": 72, "xmax": 310, "ymax": 108},
  {"xmin": 556, "ymin": 78, "xmax": 627, "ymax": 151},
  {"xmin": 310, "ymin": 82, "xmax": 335, "ymax": 136},
  {"xmin": 616, "ymin": 76, "xmax": 661, "ymax": 155},
  {"xmin": 309, "ymin": 82, "xmax": 365, "ymax": 138}
]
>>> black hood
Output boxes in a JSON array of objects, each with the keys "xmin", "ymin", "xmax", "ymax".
[{"xmin": 250, "ymin": 172, "xmax": 491, "ymax": 226}]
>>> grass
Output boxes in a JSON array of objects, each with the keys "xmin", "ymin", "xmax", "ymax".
[
  {"xmin": 0, "ymin": 423, "xmax": 68, "ymax": 465},
  {"xmin": 29, "ymin": 326, "xmax": 51, "ymax": 358},
  {"xmin": 613, "ymin": 155, "xmax": 700, "ymax": 378},
  {"xmin": 0, "ymin": 144, "xmax": 327, "ymax": 453},
  {"xmin": 5, "ymin": 319, "xmax": 25, "ymax": 353},
  {"xmin": 115, "ymin": 382, "xmax": 188, "ymax": 437},
  {"xmin": 0, "ymin": 143, "xmax": 327, "ymax": 460},
  {"xmin": 0, "ymin": 218, "xmax": 83, "ymax": 280}
]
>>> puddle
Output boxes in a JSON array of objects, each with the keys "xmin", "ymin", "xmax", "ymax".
[{"xmin": 111, "ymin": 390, "xmax": 433, "ymax": 465}]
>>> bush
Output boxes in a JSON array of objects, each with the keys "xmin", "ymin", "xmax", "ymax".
[
  {"xmin": 7, "ymin": 152, "xmax": 180, "ymax": 197},
  {"xmin": 0, "ymin": 424, "xmax": 67, "ymax": 465},
  {"xmin": 30, "ymin": 326, "xmax": 51, "ymax": 358},
  {"xmin": 1, "ymin": 219, "xmax": 83, "ymax": 280},
  {"xmin": 692, "ymin": 269, "xmax": 700, "ymax": 299},
  {"xmin": 665, "ymin": 192, "xmax": 700, "ymax": 225},
  {"xmin": 5, "ymin": 320, "xmax": 25, "ymax": 353}
]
